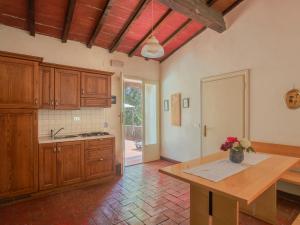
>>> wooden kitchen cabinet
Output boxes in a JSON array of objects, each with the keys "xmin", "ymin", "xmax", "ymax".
[
  {"xmin": 57, "ymin": 141, "xmax": 84, "ymax": 186},
  {"xmin": 39, "ymin": 66, "xmax": 55, "ymax": 109},
  {"xmin": 81, "ymin": 72, "xmax": 111, "ymax": 99},
  {"xmin": 55, "ymin": 69, "xmax": 80, "ymax": 110},
  {"xmin": 0, "ymin": 109, "xmax": 38, "ymax": 198},
  {"xmin": 39, "ymin": 141, "xmax": 84, "ymax": 190},
  {"xmin": 85, "ymin": 138, "xmax": 115, "ymax": 180},
  {"xmin": 39, "ymin": 143, "xmax": 57, "ymax": 190},
  {"xmin": 0, "ymin": 56, "xmax": 39, "ymax": 108}
]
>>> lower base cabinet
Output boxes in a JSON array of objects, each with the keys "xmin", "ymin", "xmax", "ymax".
[
  {"xmin": 39, "ymin": 141, "xmax": 84, "ymax": 190},
  {"xmin": 39, "ymin": 138, "xmax": 114, "ymax": 191}
]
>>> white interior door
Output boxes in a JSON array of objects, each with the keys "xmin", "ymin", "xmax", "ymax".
[
  {"xmin": 201, "ymin": 70, "xmax": 249, "ymax": 157},
  {"xmin": 143, "ymin": 80, "xmax": 160, "ymax": 162}
]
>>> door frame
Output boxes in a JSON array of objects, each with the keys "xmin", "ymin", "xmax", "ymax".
[
  {"xmin": 121, "ymin": 75, "xmax": 160, "ymax": 167},
  {"xmin": 200, "ymin": 69, "xmax": 250, "ymax": 157}
]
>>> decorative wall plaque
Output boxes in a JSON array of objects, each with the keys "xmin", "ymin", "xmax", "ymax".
[{"xmin": 285, "ymin": 89, "xmax": 300, "ymax": 109}]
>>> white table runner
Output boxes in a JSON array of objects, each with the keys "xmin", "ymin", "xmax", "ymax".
[{"xmin": 184, "ymin": 153, "xmax": 270, "ymax": 182}]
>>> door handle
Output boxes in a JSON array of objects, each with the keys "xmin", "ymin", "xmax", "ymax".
[{"xmin": 204, "ymin": 125, "xmax": 207, "ymax": 137}]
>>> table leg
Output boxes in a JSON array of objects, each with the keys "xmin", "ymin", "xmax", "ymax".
[
  {"xmin": 212, "ymin": 192, "xmax": 239, "ymax": 225},
  {"xmin": 190, "ymin": 184, "xmax": 210, "ymax": 225},
  {"xmin": 240, "ymin": 183, "xmax": 277, "ymax": 225}
]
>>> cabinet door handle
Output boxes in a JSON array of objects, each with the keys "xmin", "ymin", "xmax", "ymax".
[
  {"xmin": 34, "ymin": 98, "xmax": 38, "ymax": 105},
  {"xmin": 81, "ymin": 89, "xmax": 85, "ymax": 94},
  {"xmin": 51, "ymin": 100, "xmax": 54, "ymax": 105},
  {"xmin": 57, "ymin": 147, "xmax": 61, "ymax": 152},
  {"xmin": 53, "ymin": 147, "xmax": 57, "ymax": 153},
  {"xmin": 55, "ymin": 100, "xmax": 59, "ymax": 106},
  {"xmin": 100, "ymin": 158, "xmax": 104, "ymax": 161}
]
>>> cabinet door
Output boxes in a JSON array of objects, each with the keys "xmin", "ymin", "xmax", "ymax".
[
  {"xmin": 57, "ymin": 141, "xmax": 84, "ymax": 186},
  {"xmin": 39, "ymin": 66, "xmax": 55, "ymax": 109},
  {"xmin": 0, "ymin": 109, "xmax": 38, "ymax": 198},
  {"xmin": 0, "ymin": 56, "xmax": 39, "ymax": 108},
  {"xmin": 81, "ymin": 72, "xmax": 111, "ymax": 99},
  {"xmin": 55, "ymin": 69, "xmax": 80, "ymax": 110},
  {"xmin": 39, "ymin": 143, "xmax": 57, "ymax": 190}
]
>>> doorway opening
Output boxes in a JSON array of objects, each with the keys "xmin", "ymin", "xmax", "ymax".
[{"xmin": 123, "ymin": 78, "xmax": 143, "ymax": 166}]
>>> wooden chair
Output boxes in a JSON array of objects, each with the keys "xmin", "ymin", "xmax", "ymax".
[{"xmin": 252, "ymin": 142, "xmax": 300, "ymax": 186}]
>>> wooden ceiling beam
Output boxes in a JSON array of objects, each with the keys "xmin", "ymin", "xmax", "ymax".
[
  {"xmin": 109, "ymin": 0, "xmax": 150, "ymax": 53},
  {"xmin": 161, "ymin": 18, "xmax": 192, "ymax": 47},
  {"xmin": 62, "ymin": 0, "xmax": 77, "ymax": 43},
  {"xmin": 160, "ymin": 0, "xmax": 245, "ymax": 62},
  {"xmin": 28, "ymin": 0, "xmax": 35, "ymax": 36},
  {"xmin": 87, "ymin": 0, "xmax": 114, "ymax": 48},
  {"xmin": 128, "ymin": 8, "xmax": 172, "ymax": 57},
  {"xmin": 159, "ymin": 0, "xmax": 225, "ymax": 33}
]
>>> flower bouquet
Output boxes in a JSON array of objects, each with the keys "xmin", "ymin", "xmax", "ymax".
[{"xmin": 220, "ymin": 137, "xmax": 255, "ymax": 163}]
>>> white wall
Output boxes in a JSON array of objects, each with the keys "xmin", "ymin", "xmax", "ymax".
[
  {"xmin": 0, "ymin": 25, "xmax": 160, "ymax": 164},
  {"xmin": 161, "ymin": 0, "xmax": 300, "ymax": 162}
]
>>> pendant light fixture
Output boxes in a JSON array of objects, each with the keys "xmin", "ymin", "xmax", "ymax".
[{"xmin": 141, "ymin": 0, "xmax": 164, "ymax": 59}]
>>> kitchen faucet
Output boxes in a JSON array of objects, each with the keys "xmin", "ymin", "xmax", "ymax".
[{"xmin": 50, "ymin": 128, "xmax": 64, "ymax": 138}]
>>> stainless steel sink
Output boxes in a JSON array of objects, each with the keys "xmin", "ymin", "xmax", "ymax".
[{"xmin": 53, "ymin": 135, "xmax": 79, "ymax": 140}]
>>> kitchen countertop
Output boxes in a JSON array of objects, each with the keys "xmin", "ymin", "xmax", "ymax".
[{"xmin": 39, "ymin": 134, "xmax": 115, "ymax": 144}]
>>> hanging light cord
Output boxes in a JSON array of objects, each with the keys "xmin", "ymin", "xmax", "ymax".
[{"xmin": 151, "ymin": 0, "xmax": 154, "ymax": 35}]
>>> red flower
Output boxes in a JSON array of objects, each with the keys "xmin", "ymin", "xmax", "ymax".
[
  {"xmin": 220, "ymin": 142, "xmax": 233, "ymax": 151},
  {"xmin": 227, "ymin": 137, "xmax": 238, "ymax": 143}
]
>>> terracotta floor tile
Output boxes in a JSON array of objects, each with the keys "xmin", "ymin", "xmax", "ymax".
[{"xmin": 0, "ymin": 160, "xmax": 299, "ymax": 225}]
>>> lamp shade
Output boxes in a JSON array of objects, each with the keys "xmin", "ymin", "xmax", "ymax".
[{"xmin": 141, "ymin": 35, "xmax": 164, "ymax": 59}]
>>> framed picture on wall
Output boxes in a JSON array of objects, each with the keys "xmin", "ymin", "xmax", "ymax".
[
  {"xmin": 164, "ymin": 100, "xmax": 169, "ymax": 111},
  {"xmin": 183, "ymin": 98, "xmax": 190, "ymax": 108}
]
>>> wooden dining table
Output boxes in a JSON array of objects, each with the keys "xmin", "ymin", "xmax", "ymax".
[{"xmin": 159, "ymin": 151, "xmax": 299, "ymax": 225}]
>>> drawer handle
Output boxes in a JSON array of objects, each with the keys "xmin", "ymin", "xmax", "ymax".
[
  {"xmin": 100, "ymin": 158, "xmax": 104, "ymax": 161},
  {"xmin": 98, "ymin": 138, "xmax": 103, "ymax": 141}
]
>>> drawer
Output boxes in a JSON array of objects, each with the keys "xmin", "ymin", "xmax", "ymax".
[
  {"xmin": 85, "ymin": 138, "xmax": 113, "ymax": 149},
  {"xmin": 85, "ymin": 149, "xmax": 113, "ymax": 162}
]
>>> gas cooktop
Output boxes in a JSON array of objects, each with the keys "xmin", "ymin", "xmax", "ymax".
[{"xmin": 79, "ymin": 132, "xmax": 110, "ymax": 137}]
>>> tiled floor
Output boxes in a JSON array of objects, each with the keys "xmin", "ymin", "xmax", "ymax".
[{"xmin": 0, "ymin": 160, "xmax": 299, "ymax": 225}]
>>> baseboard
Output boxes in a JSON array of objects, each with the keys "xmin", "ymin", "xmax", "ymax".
[{"xmin": 160, "ymin": 156, "xmax": 181, "ymax": 164}]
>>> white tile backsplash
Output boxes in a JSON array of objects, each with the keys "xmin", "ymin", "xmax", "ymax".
[{"xmin": 39, "ymin": 108, "xmax": 106, "ymax": 137}]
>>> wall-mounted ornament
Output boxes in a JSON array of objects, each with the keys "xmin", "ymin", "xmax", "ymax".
[
  {"xmin": 171, "ymin": 93, "xmax": 181, "ymax": 126},
  {"xmin": 285, "ymin": 89, "xmax": 300, "ymax": 109},
  {"xmin": 164, "ymin": 100, "xmax": 169, "ymax": 111},
  {"xmin": 182, "ymin": 98, "xmax": 190, "ymax": 108}
]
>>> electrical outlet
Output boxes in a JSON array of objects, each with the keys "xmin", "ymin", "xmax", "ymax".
[{"xmin": 73, "ymin": 116, "xmax": 80, "ymax": 121}]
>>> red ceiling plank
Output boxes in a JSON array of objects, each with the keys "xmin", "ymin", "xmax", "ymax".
[
  {"xmin": 128, "ymin": 8, "xmax": 172, "ymax": 57},
  {"xmin": 161, "ymin": 18, "xmax": 192, "ymax": 46},
  {"xmin": 28, "ymin": 0, "xmax": 35, "ymax": 36},
  {"xmin": 118, "ymin": 0, "xmax": 168, "ymax": 55},
  {"xmin": 35, "ymin": 0, "xmax": 68, "ymax": 39},
  {"xmin": 109, "ymin": 0, "xmax": 150, "ymax": 53},
  {"xmin": 160, "ymin": 0, "xmax": 244, "ymax": 62},
  {"xmin": 61, "ymin": 0, "xmax": 77, "ymax": 42},
  {"xmin": 87, "ymin": 0, "xmax": 114, "ymax": 48},
  {"xmin": 94, "ymin": 0, "xmax": 141, "ymax": 49}
]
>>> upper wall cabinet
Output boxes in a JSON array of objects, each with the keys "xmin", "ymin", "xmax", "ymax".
[
  {"xmin": 81, "ymin": 72, "xmax": 112, "ymax": 108},
  {"xmin": 39, "ymin": 66, "xmax": 55, "ymax": 109},
  {"xmin": 40, "ymin": 63, "xmax": 113, "ymax": 109},
  {"xmin": 81, "ymin": 72, "xmax": 111, "ymax": 99},
  {"xmin": 0, "ymin": 56, "xmax": 39, "ymax": 108},
  {"xmin": 55, "ymin": 69, "xmax": 80, "ymax": 110}
]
